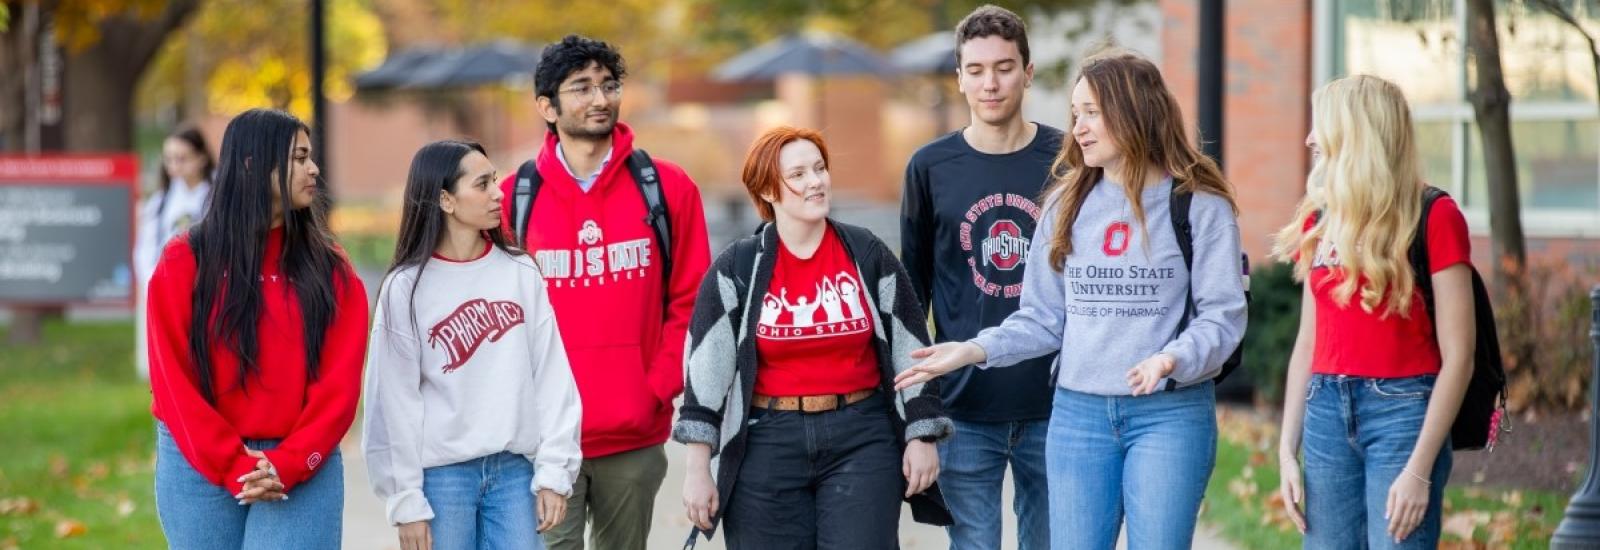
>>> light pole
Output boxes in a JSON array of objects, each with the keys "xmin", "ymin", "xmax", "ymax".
[
  {"xmin": 310, "ymin": 0, "xmax": 328, "ymax": 181},
  {"xmin": 1197, "ymin": 0, "xmax": 1224, "ymax": 169},
  {"xmin": 1552, "ymin": 287, "xmax": 1600, "ymax": 547}
]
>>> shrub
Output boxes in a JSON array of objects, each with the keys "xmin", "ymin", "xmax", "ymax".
[
  {"xmin": 1241, "ymin": 261, "xmax": 1302, "ymax": 404},
  {"xmin": 1493, "ymin": 260, "xmax": 1594, "ymax": 412}
]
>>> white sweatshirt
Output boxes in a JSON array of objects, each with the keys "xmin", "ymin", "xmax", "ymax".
[{"xmin": 362, "ymin": 244, "xmax": 582, "ymax": 526}]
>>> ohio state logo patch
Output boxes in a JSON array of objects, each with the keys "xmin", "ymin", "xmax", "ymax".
[
  {"xmin": 1102, "ymin": 221, "xmax": 1131, "ymax": 257},
  {"xmin": 306, "ymin": 452, "xmax": 323, "ymax": 471},
  {"xmin": 578, "ymin": 220, "xmax": 603, "ymax": 246},
  {"xmin": 981, "ymin": 219, "xmax": 1029, "ymax": 271}
]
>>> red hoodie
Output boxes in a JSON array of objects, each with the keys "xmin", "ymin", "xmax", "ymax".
[
  {"xmin": 498, "ymin": 123, "xmax": 710, "ymax": 458},
  {"xmin": 147, "ymin": 227, "xmax": 369, "ymax": 495}
]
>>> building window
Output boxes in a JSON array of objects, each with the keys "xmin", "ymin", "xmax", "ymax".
[{"xmin": 1322, "ymin": 0, "xmax": 1600, "ymax": 235}]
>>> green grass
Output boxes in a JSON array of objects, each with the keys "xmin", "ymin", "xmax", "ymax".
[
  {"xmin": 0, "ymin": 320, "xmax": 165, "ymax": 548},
  {"xmin": 1203, "ymin": 414, "xmax": 1569, "ymax": 549}
]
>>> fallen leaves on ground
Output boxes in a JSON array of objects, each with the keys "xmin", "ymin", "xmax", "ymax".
[
  {"xmin": 0, "ymin": 497, "xmax": 37, "ymax": 516},
  {"xmin": 53, "ymin": 519, "xmax": 86, "ymax": 538},
  {"xmin": 47, "ymin": 455, "xmax": 69, "ymax": 478},
  {"xmin": 115, "ymin": 496, "xmax": 136, "ymax": 518}
]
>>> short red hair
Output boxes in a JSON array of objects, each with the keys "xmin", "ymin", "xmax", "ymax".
[{"xmin": 741, "ymin": 126, "xmax": 830, "ymax": 221}]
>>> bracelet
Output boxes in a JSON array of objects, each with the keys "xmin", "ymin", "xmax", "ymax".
[{"xmin": 1402, "ymin": 468, "xmax": 1432, "ymax": 485}]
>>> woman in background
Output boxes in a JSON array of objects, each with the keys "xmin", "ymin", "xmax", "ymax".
[{"xmin": 135, "ymin": 126, "xmax": 215, "ymax": 380}]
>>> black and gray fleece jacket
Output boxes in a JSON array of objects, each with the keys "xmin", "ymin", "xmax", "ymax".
[{"xmin": 672, "ymin": 220, "xmax": 954, "ymax": 535}]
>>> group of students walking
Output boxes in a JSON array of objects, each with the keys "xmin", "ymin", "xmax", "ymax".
[{"xmin": 142, "ymin": 4, "xmax": 1478, "ymax": 550}]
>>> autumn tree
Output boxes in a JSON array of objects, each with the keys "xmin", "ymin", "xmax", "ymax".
[
  {"xmin": 137, "ymin": 0, "xmax": 386, "ymax": 122},
  {"xmin": 1, "ymin": 0, "xmax": 200, "ymax": 152}
]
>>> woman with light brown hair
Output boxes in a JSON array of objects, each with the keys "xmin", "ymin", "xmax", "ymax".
[
  {"xmin": 895, "ymin": 50, "xmax": 1248, "ymax": 549},
  {"xmin": 674, "ymin": 126, "xmax": 953, "ymax": 549}
]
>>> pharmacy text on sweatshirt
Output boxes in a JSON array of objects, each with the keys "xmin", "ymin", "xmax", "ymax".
[{"xmin": 361, "ymin": 244, "xmax": 582, "ymax": 526}]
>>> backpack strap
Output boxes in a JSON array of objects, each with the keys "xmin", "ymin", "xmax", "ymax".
[
  {"xmin": 1170, "ymin": 185, "xmax": 1196, "ymax": 334},
  {"xmin": 626, "ymin": 149, "xmax": 675, "ymax": 308},
  {"xmin": 1408, "ymin": 186, "xmax": 1449, "ymax": 319},
  {"xmin": 512, "ymin": 159, "xmax": 543, "ymax": 246}
]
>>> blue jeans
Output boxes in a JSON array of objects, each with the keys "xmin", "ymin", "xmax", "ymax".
[
  {"xmin": 723, "ymin": 393, "xmax": 905, "ymax": 550},
  {"xmin": 1045, "ymin": 382, "xmax": 1217, "ymax": 550},
  {"xmin": 1301, "ymin": 374, "xmax": 1451, "ymax": 549},
  {"xmin": 423, "ymin": 451, "xmax": 544, "ymax": 550},
  {"xmin": 154, "ymin": 422, "xmax": 343, "ymax": 550},
  {"xmin": 938, "ymin": 418, "xmax": 1049, "ymax": 550}
]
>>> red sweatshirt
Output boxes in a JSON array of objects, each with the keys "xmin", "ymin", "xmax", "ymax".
[
  {"xmin": 498, "ymin": 123, "xmax": 710, "ymax": 458},
  {"xmin": 147, "ymin": 227, "xmax": 369, "ymax": 495}
]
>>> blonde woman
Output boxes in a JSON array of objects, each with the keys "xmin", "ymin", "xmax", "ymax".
[{"xmin": 1273, "ymin": 75, "xmax": 1475, "ymax": 549}]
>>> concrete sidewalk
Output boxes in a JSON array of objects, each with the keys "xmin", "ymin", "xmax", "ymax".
[{"xmin": 339, "ymin": 437, "xmax": 1237, "ymax": 549}]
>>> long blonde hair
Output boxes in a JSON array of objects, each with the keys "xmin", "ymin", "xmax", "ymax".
[
  {"xmin": 1272, "ymin": 74, "xmax": 1424, "ymax": 317},
  {"xmin": 1044, "ymin": 50, "xmax": 1237, "ymax": 270}
]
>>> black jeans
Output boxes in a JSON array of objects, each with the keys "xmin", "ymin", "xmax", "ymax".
[{"xmin": 724, "ymin": 393, "xmax": 905, "ymax": 550}]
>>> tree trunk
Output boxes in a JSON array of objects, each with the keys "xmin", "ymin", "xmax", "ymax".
[
  {"xmin": 1465, "ymin": 0, "xmax": 1534, "ymax": 374},
  {"xmin": 1465, "ymin": 0, "xmax": 1529, "ymax": 288},
  {"xmin": 0, "ymin": 0, "xmax": 198, "ymax": 345},
  {"xmin": 63, "ymin": 0, "xmax": 199, "ymax": 151}
]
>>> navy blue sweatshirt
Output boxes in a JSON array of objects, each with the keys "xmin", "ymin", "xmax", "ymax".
[{"xmin": 900, "ymin": 124, "xmax": 1063, "ymax": 422}]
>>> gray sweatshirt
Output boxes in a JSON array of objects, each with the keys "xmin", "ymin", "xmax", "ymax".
[{"xmin": 971, "ymin": 177, "xmax": 1247, "ymax": 396}]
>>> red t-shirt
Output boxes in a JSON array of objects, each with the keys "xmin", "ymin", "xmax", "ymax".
[
  {"xmin": 754, "ymin": 225, "xmax": 881, "ymax": 396},
  {"xmin": 1308, "ymin": 196, "xmax": 1471, "ymax": 378}
]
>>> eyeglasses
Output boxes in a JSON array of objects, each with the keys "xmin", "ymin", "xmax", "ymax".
[{"xmin": 558, "ymin": 81, "xmax": 623, "ymax": 100}]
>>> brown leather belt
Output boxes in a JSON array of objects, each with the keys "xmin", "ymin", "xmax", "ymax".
[{"xmin": 752, "ymin": 389, "xmax": 877, "ymax": 413}]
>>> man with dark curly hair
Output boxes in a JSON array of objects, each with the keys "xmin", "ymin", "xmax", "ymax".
[{"xmin": 497, "ymin": 34, "xmax": 712, "ymax": 550}]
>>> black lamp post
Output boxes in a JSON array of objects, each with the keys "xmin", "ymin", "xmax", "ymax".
[
  {"xmin": 1197, "ymin": 0, "xmax": 1224, "ymax": 169},
  {"xmin": 310, "ymin": 0, "xmax": 328, "ymax": 179},
  {"xmin": 1552, "ymin": 287, "xmax": 1600, "ymax": 547}
]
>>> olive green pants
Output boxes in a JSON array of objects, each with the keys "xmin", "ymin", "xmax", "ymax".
[{"xmin": 541, "ymin": 444, "xmax": 667, "ymax": 550}]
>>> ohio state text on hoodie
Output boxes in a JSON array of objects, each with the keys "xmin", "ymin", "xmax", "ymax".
[{"xmin": 498, "ymin": 123, "xmax": 711, "ymax": 458}]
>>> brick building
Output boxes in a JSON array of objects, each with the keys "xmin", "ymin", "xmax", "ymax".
[{"xmin": 1160, "ymin": 0, "xmax": 1600, "ymax": 270}]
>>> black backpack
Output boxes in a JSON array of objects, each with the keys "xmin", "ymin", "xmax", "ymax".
[
  {"xmin": 1408, "ymin": 186, "xmax": 1508, "ymax": 451},
  {"xmin": 511, "ymin": 149, "xmax": 674, "ymax": 307},
  {"xmin": 1170, "ymin": 187, "xmax": 1249, "ymax": 383}
]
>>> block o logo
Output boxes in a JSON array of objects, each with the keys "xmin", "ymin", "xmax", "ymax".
[
  {"xmin": 982, "ymin": 219, "xmax": 1028, "ymax": 271},
  {"xmin": 1102, "ymin": 221, "xmax": 1131, "ymax": 257}
]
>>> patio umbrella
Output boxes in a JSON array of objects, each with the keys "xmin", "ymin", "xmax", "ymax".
[
  {"xmin": 712, "ymin": 32, "xmax": 896, "ymax": 81},
  {"xmin": 355, "ymin": 40, "xmax": 541, "ymax": 92},
  {"xmin": 890, "ymin": 31, "xmax": 957, "ymax": 75},
  {"xmin": 353, "ymin": 47, "xmax": 440, "ymax": 91}
]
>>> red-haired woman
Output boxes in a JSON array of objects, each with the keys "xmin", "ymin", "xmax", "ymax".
[{"xmin": 674, "ymin": 127, "xmax": 953, "ymax": 549}]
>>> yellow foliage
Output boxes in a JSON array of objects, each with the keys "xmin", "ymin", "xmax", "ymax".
[
  {"xmin": 48, "ymin": 0, "xmax": 169, "ymax": 52},
  {"xmin": 138, "ymin": 0, "xmax": 387, "ymax": 118}
]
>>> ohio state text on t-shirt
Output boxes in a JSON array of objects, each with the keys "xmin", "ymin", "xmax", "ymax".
[
  {"xmin": 899, "ymin": 125, "xmax": 1064, "ymax": 421},
  {"xmin": 754, "ymin": 225, "xmax": 880, "ymax": 396}
]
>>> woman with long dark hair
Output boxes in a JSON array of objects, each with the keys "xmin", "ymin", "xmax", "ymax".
[
  {"xmin": 135, "ymin": 125, "xmax": 216, "ymax": 379},
  {"xmin": 147, "ymin": 108, "xmax": 368, "ymax": 549},
  {"xmin": 676, "ymin": 127, "xmax": 952, "ymax": 549},
  {"xmin": 363, "ymin": 140, "xmax": 581, "ymax": 550},
  {"xmin": 894, "ymin": 51, "xmax": 1248, "ymax": 548}
]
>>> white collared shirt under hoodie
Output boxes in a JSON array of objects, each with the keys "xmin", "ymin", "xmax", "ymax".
[{"xmin": 361, "ymin": 245, "xmax": 583, "ymax": 526}]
